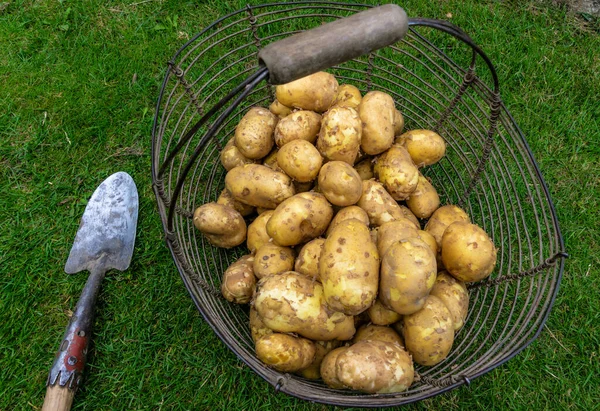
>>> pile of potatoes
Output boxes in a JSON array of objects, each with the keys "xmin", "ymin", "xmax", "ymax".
[{"xmin": 193, "ymin": 71, "xmax": 498, "ymax": 394}]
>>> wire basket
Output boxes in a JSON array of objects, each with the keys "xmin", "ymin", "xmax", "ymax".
[{"xmin": 151, "ymin": 2, "xmax": 566, "ymax": 407}]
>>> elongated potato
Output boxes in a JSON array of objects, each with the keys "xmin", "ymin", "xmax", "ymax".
[
  {"xmin": 406, "ymin": 174, "xmax": 440, "ymax": 219},
  {"xmin": 316, "ymin": 106, "xmax": 362, "ymax": 165},
  {"xmin": 220, "ymin": 137, "xmax": 257, "ymax": 171},
  {"xmin": 277, "ymin": 139, "xmax": 322, "ymax": 182},
  {"xmin": 376, "ymin": 218, "xmax": 420, "ymax": 257},
  {"xmin": 274, "ymin": 110, "xmax": 321, "ymax": 147},
  {"xmin": 234, "ymin": 107, "xmax": 277, "ymax": 159},
  {"xmin": 331, "ymin": 84, "xmax": 362, "ymax": 108},
  {"xmin": 354, "ymin": 158, "xmax": 374, "ymax": 180},
  {"xmin": 221, "ymin": 254, "xmax": 256, "ymax": 304},
  {"xmin": 357, "ymin": 180, "xmax": 405, "ymax": 226},
  {"xmin": 297, "ymin": 340, "xmax": 341, "ymax": 380},
  {"xmin": 294, "ymin": 238, "xmax": 325, "ymax": 280},
  {"xmin": 246, "ymin": 210, "xmax": 273, "ymax": 253},
  {"xmin": 374, "ymin": 144, "xmax": 419, "ymax": 201},
  {"xmin": 249, "ymin": 306, "xmax": 273, "ymax": 343},
  {"xmin": 216, "ymin": 188, "xmax": 255, "ymax": 217},
  {"xmin": 393, "ymin": 109, "xmax": 405, "ymax": 136},
  {"xmin": 318, "ymin": 161, "xmax": 363, "ymax": 206},
  {"xmin": 253, "ymin": 271, "xmax": 355, "ymax": 340},
  {"xmin": 269, "ymin": 99, "xmax": 292, "ymax": 118},
  {"xmin": 193, "ymin": 203, "xmax": 246, "ymax": 248},
  {"xmin": 326, "ymin": 206, "xmax": 369, "ymax": 237},
  {"xmin": 399, "ymin": 205, "xmax": 420, "ymax": 229},
  {"xmin": 396, "ymin": 129, "xmax": 446, "ymax": 167},
  {"xmin": 255, "ymin": 333, "xmax": 316, "ymax": 373},
  {"xmin": 225, "ymin": 164, "xmax": 295, "ymax": 209},
  {"xmin": 359, "ymin": 91, "xmax": 395, "ymax": 155},
  {"xmin": 275, "ymin": 71, "xmax": 338, "ymax": 113},
  {"xmin": 424, "ymin": 204, "xmax": 470, "ymax": 250},
  {"xmin": 353, "ymin": 324, "xmax": 404, "ymax": 347},
  {"xmin": 367, "ymin": 299, "xmax": 403, "ymax": 326},
  {"xmin": 430, "ymin": 272, "xmax": 469, "ymax": 331},
  {"xmin": 320, "ymin": 347, "xmax": 348, "ymax": 389},
  {"xmin": 320, "ymin": 219, "xmax": 380, "ymax": 315},
  {"xmin": 253, "ymin": 243, "xmax": 295, "ymax": 279}
]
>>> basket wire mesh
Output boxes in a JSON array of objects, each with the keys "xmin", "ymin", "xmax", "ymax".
[{"xmin": 151, "ymin": 2, "xmax": 566, "ymax": 407}]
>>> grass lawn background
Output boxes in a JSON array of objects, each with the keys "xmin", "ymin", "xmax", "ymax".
[{"xmin": 1, "ymin": 0, "xmax": 598, "ymax": 409}]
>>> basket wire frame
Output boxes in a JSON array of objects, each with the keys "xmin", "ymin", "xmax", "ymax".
[{"xmin": 151, "ymin": 2, "xmax": 566, "ymax": 407}]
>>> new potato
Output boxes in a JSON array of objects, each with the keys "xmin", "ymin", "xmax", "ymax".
[
  {"xmin": 297, "ymin": 340, "xmax": 341, "ymax": 380},
  {"xmin": 374, "ymin": 144, "xmax": 419, "ymax": 201},
  {"xmin": 430, "ymin": 271, "xmax": 469, "ymax": 330},
  {"xmin": 294, "ymin": 238, "xmax": 325, "ymax": 280},
  {"xmin": 220, "ymin": 138, "xmax": 256, "ymax": 171},
  {"xmin": 275, "ymin": 71, "xmax": 338, "ymax": 113},
  {"xmin": 326, "ymin": 206, "xmax": 369, "ymax": 237},
  {"xmin": 353, "ymin": 324, "xmax": 404, "ymax": 346},
  {"xmin": 192, "ymin": 203, "xmax": 246, "ymax": 248},
  {"xmin": 234, "ymin": 107, "xmax": 277, "ymax": 159},
  {"xmin": 216, "ymin": 188, "xmax": 254, "ymax": 217},
  {"xmin": 274, "ymin": 110, "xmax": 321, "ymax": 147},
  {"xmin": 225, "ymin": 164, "xmax": 295, "ymax": 209},
  {"xmin": 367, "ymin": 299, "xmax": 403, "ymax": 326},
  {"xmin": 317, "ymin": 161, "xmax": 363, "ymax": 206},
  {"xmin": 255, "ymin": 333, "xmax": 316, "ymax": 373},
  {"xmin": 253, "ymin": 243, "xmax": 295, "ymax": 279},
  {"xmin": 317, "ymin": 106, "xmax": 362, "ymax": 165},
  {"xmin": 406, "ymin": 174, "xmax": 440, "ymax": 219},
  {"xmin": 221, "ymin": 254, "xmax": 256, "ymax": 304},
  {"xmin": 277, "ymin": 139, "xmax": 322, "ymax": 182},
  {"xmin": 246, "ymin": 210, "xmax": 273, "ymax": 253},
  {"xmin": 376, "ymin": 218, "xmax": 420, "ymax": 257},
  {"xmin": 359, "ymin": 91, "xmax": 396, "ymax": 155},
  {"xmin": 354, "ymin": 158, "xmax": 374, "ymax": 180},
  {"xmin": 396, "ymin": 129, "xmax": 446, "ymax": 167},
  {"xmin": 357, "ymin": 180, "xmax": 406, "ymax": 226},
  {"xmin": 331, "ymin": 84, "xmax": 362, "ymax": 108}
]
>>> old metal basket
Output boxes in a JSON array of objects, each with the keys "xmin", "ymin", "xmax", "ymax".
[{"xmin": 151, "ymin": 2, "xmax": 566, "ymax": 407}]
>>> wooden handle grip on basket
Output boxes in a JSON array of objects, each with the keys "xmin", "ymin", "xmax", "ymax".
[{"xmin": 258, "ymin": 4, "xmax": 409, "ymax": 85}]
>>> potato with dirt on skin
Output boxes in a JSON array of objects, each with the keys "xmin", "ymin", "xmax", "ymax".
[
  {"xmin": 359, "ymin": 91, "xmax": 396, "ymax": 155},
  {"xmin": 255, "ymin": 333, "xmax": 316, "ymax": 373},
  {"xmin": 393, "ymin": 109, "xmax": 405, "ymax": 136},
  {"xmin": 193, "ymin": 203, "xmax": 246, "ymax": 248},
  {"xmin": 353, "ymin": 324, "xmax": 404, "ymax": 347},
  {"xmin": 380, "ymin": 237, "xmax": 437, "ymax": 315},
  {"xmin": 403, "ymin": 294, "xmax": 455, "ymax": 366},
  {"xmin": 220, "ymin": 138, "xmax": 256, "ymax": 171},
  {"xmin": 267, "ymin": 192, "xmax": 333, "ymax": 247},
  {"xmin": 368, "ymin": 299, "xmax": 402, "ymax": 326},
  {"xmin": 277, "ymin": 139, "xmax": 322, "ymax": 183},
  {"xmin": 396, "ymin": 129, "xmax": 446, "ymax": 167},
  {"xmin": 317, "ymin": 161, "xmax": 363, "ymax": 206},
  {"xmin": 297, "ymin": 340, "xmax": 341, "ymax": 380},
  {"xmin": 417, "ymin": 230, "xmax": 438, "ymax": 256},
  {"xmin": 354, "ymin": 158, "xmax": 374, "ymax": 180},
  {"xmin": 253, "ymin": 243, "xmax": 295, "ymax": 279},
  {"xmin": 234, "ymin": 107, "xmax": 277, "ymax": 159},
  {"xmin": 326, "ymin": 206, "xmax": 369, "ymax": 237},
  {"xmin": 320, "ymin": 219, "xmax": 380, "ymax": 316},
  {"xmin": 221, "ymin": 254, "xmax": 256, "ymax": 304},
  {"xmin": 269, "ymin": 99, "xmax": 292, "ymax": 118},
  {"xmin": 406, "ymin": 174, "xmax": 440, "ymax": 219},
  {"xmin": 320, "ymin": 347, "xmax": 348, "ymax": 389},
  {"xmin": 441, "ymin": 221, "xmax": 497, "ymax": 283},
  {"xmin": 376, "ymin": 218, "xmax": 420, "ymax": 257},
  {"xmin": 274, "ymin": 110, "xmax": 321, "ymax": 147},
  {"xmin": 399, "ymin": 204, "xmax": 420, "ymax": 229},
  {"xmin": 374, "ymin": 144, "xmax": 419, "ymax": 201},
  {"xmin": 216, "ymin": 188, "xmax": 254, "ymax": 217},
  {"xmin": 246, "ymin": 210, "xmax": 273, "ymax": 253},
  {"xmin": 357, "ymin": 180, "xmax": 406, "ymax": 226},
  {"xmin": 330, "ymin": 84, "xmax": 362, "ymax": 109},
  {"xmin": 253, "ymin": 271, "xmax": 356, "ymax": 340},
  {"xmin": 424, "ymin": 204, "xmax": 471, "ymax": 250},
  {"xmin": 430, "ymin": 272, "xmax": 469, "ymax": 331},
  {"xmin": 316, "ymin": 106, "xmax": 362, "ymax": 165},
  {"xmin": 294, "ymin": 238, "xmax": 325, "ymax": 280},
  {"xmin": 225, "ymin": 164, "xmax": 295, "ymax": 209},
  {"xmin": 249, "ymin": 306, "xmax": 273, "ymax": 343},
  {"xmin": 262, "ymin": 147, "xmax": 285, "ymax": 173},
  {"xmin": 275, "ymin": 71, "xmax": 338, "ymax": 113}
]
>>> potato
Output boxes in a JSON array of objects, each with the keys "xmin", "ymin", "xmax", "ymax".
[
  {"xmin": 335, "ymin": 340, "xmax": 414, "ymax": 393},
  {"xmin": 376, "ymin": 218, "xmax": 420, "ymax": 257},
  {"xmin": 225, "ymin": 164, "xmax": 295, "ymax": 209},
  {"xmin": 317, "ymin": 161, "xmax": 362, "ymax": 206},
  {"xmin": 193, "ymin": 203, "xmax": 246, "ymax": 248},
  {"xmin": 297, "ymin": 340, "xmax": 341, "ymax": 380},
  {"xmin": 253, "ymin": 271, "xmax": 355, "ymax": 340},
  {"xmin": 274, "ymin": 110, "xmax": 321, "ymax": 147},
  {"xmin": 403, "ymin": 295, "xmax": 454, "ymax": 366},
  {"xmin": 358, "ymin": 91, "xmax": 395, "ymax": 155},
  {"xmin": 275, "ymin": 71, "xmax": 338, "ymax": 113},
  {"xmin": 430, "ymin": 271, "xmax": 469, "ymax": 331},
  {"xmin": 354, "ymin": 158, "xmax": 374, "ymax": 180},
  {"xmin": 255, "ymin": 333, "xmax": 316, "ymax": 373},
  {"xmin": 320, "ymin": 219, "xmax": 380, "ymax": 315},
  {"xmin": 316, "ymin": 106, "xmax": 362, "ymax": 165},
  {"xmin": 441, "ymin": 221, "xmax": 497, "ymax": 282},
  {"xmin": 396, "ymin": 129, "xmax": 446, "ymax": 167},
  {"xmin": 220, "ymin": 137, "xmax": 257, "ymax": 171},
  {"xmin": 424, "ymin": 205, "xmax": 470, "ymax": 250},
  {"xmin": 216, "ymin": 188, "xmax": 254, "ymax": 217},
  {"xmin": 294, "ymin": 238, "xmax": 325, "ymax": 280},
  {"xmin": 326, "ymin": 206, "xmax": 369, "ymax": 237},
  {"xmin": 393, "ymin": 109, "xmax": 404, "ymax": 136},
  {"xmin": 417, "ymin": 230, "xmax": 438, "ymax": 256},
  {"xmin": 380, "ymin": 237, "xmax": 437, "ymax": 315},
  {"xmin": 374, "ymin": 144, "xmax": 419, "ymax": 201},
  {"xmin": 406, "ymin": 174, "xmax": 440, "ymax": 219},
  {"xmin": 399, "ymin": 205, "xmax": 420, "ymax": 229},
  {"xmin": 357, "ymin": 180, "xmax": 406, "ymax": 226},
  {"xmin": 331, "ymin": 84, "xmax": 362, "ymax": 108},
  {"xmin": 269, "ymin": 99, "xmax": 292, "ymax": 118},
  {"xmin": 246, "ymin": 210, "xmax": 273, "ymax": 253},
  {"xmin": 367, "ymin": 299, "xmax": 403, "ymax": 326},
  {"xmin": 221, "ymin": 254, "xmax": 255, "ymax": 304},
  {"xmin": 253, "ymin": 244, "xmax": 295, "ymax": 279},
  {"xmin": 353, "ymin": 324, "xmax": 404, "ymax": 347},
  {"xmin": 262, "ymin": 148, "xmax": 285, "ymax": 173},
  {"xmin": 320, "ymin": 347, "xmax": 348, "ymax": 389},
  {"xmin": 267, "ymin": 192, "xmax": 333, "ymax": 246},
  {"xmin": 249, "ymin": 306, "xmax": 273, "ymax": 343},
  {"xmin": 234, "ymin": 107, "xmax": 277, "ymax": 159},
  {"xmin": 277, "ymin": 139, "xmax": 322, "ymax": 182}
]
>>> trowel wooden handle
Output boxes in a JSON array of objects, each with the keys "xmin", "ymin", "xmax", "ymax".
[{"xmin": 42, "ymin": 384, "xmax": 75, "ymax": 411}]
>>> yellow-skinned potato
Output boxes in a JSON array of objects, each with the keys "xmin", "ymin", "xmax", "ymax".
[
  {"xmin": 326, "ymin": 206, "xmax": 369, "ymax": 237},
  {"xmin": 358, "ymin": 91, "xmax": 396, "ymax": 155},
  {"xmin": 249, "ymin": 306, "xmax": 273, "ymax": 343},
  {"xmin": 441, "ymin": 221, "xmax": 497, "ymax": 282},
  {"xmin": 393, "ymin": 109, "xmax": 405, "ymax": 136},
  {"xmin": 368, "ymin": 299, "xmax": 403, "ymax": 326},
  {"xmin": 294, "ymin": 238, "xmax": 325, "ymax": 280},
  {"xmin": 406, "ymin": 174, "xmax": 440, "ymax": 219},
  {"xmin": 220, "ymin": 138, "xmax": 257, "ymax": 171},
  {"xmin": 253, "ymin": 271, "xmax": 355, "ymax": 340},
  {"xmin": 193, "ymin": 203, "xmax": 246, "ymax": 248},
  {"xmin": 430, "ymin": 271, "xmax": 469, "ymax": 331},
  {"xmin": 424, "ymin": 204, "xmax": 470, "ymax": 250},
  {"xmin": 274, "ymin": 110, "xmax": 321, "ymax": 147},
  {"xmin": 255, "ymin": 333, "xmax": 316, "ymax": 373},
  {"xmin": 253, "ymin": 243, "xmax": 295, "ymax": 279},
  {"xmin": 225, "ymin": 164, "xmax": 295, "ymax": 209},
  {"xmin": 320, "ymin": 219, "xmax": 380, "ymax": 315},
  {"xmin": 320, "ymin": 347, "xmax": 348, "ymax": 389},
  {"xmin": 216, "ymin": 188, "xmax": 255, "ymax": 217},
  {"xmin": 317, "ymin": 161, "xmax": 363, "ymax": 206},
  {"xmin": 246, "ymin": 210, "xmax": 273, "ymax": 253},
  {"xmin": 417, "ymin": 230, "xmax": 438, "ymax": 256},
  {"xmin": 221, "ymin": 254, "xmax": 256, "ymax": 304},
  {"xmin": 269, "ymin": 99, "xmax": 292, "ymax": 118},
  {"xmin": 331, "ymin": 84, "xmax": 362, "ymax": 108},
  {"xmin": 376, "ymin": 218, "xmax": 420, "ymax": 257},
  {"xmin": 399, "ymin": 205, "xmax": 420, "ymax": 229},
  {"xmin": 317, "ymin": 106, "xmax": 362, "ymax": 165},
  {"xmin": 267, "ymin": 192, "xmax": 333, "ymax": 246},
  {"xmin": 380, "ymin": 237, "xmax": 437, "ymax": 315},
  {"xmin": 335, "ymin": 340, "xmax": 414, "ymax": 393},
  {"xmin": 374, "ymin": 144, "xmax": 419, "ymax": 201},
  {"xmin": 357, "ymin": 180, "xmax": 406, "ymax": 226},
  {"xmin": 297, "ymin": 340, "xmax": 341, "ymax": 380},
  {"xmin": 275, "ymin": 71, "xmax": 338, "ymax": 113},
  {"xmin": 403, "ymin": 295, "xmax": 454, "ymax": 366},
  {"xmin": 354, "ymin": 158, "xmax": 374, "ymax": 180},
  {"xmin": 353, "ymin": 324, "xmax": 404, "ymax": 347},
  {"xmin": 262, "ymin": 147, "xmax": 285, "ymax": 173},
  {"xmin": 277, "ymin": 139, "xmax": 322, "ymax": 183},
  {"xmin": 396, "ymin": 129, "xmax": 446, "ymax": 167},
  {"xmin": 234, "ymin": 107, "xmax": 277, "ymax": 159}
]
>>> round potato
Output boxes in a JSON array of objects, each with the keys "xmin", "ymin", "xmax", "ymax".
[
  {"xmin": 326, "ymin": 206, "xmax": 369, "ymax": 237},
  {"xmin": 225, "ymin": 164, "xmax": 295, "ymax": 209},
  {"xmin": 316, "ymin": 106, "xmax": 362, "ymax": 165},
  {"xmin": 220, "ymin": 137, "xmax": 257, "ymax": 171},
  {"xmin": 234, "ymin": 107, "xmax": 277, "ymax": 159},
  {"xmin": 216, "ymin": 188, "xmax": 255, "ymax": 217},
  {"xmin": 353, "ymin": 324, "xmax": 404, "ymax": 347},
  {"xmin": 441, "ymin": 221, "xmax": 497, "ymax": 282},
  {"xmin": 294, "ymin": 238, "xmax": 325, "ymax": 280},
  {"xmin": 403, "ymin": 295, "xmax": 454, "ymax": 366},
  {"xmin": 255, "ymin": 333, "xmax": 316, "ymax": 373},
  {"xmin": 274, "ymin": 110, "xmax": 321, "ymax": 147},
  {"xmin": 357, "ymin": 180, "xmax": 406, "ymax": 226},
  {"xmin": 424, "ymin": 205, "xmax": 471, "ymax": 250},
  {"xmin": 374, "ymin": 144, "xmax": 419, "ymax": 201},
  {"xmin": 393, "ymin": 109, "xmax": 405, "ymax": 136},
  {"xmin": 417, "ymin": 230, "xmax": 438, "ymax": 256},
  {"xmin": 249, "ymin": 306, "xmax": 273, "ymax": 343},
  {"xmin": 320, "ymin": 347, "xmax": 348, "ymax": 389},
  {"xmin": 354, "ymin": 158, "xmax": 374, "ymax": 180},
  {"xmin": 406, "ymin": 174, "xmax": 440, "ymax": 219},
  {"xmin": 277, "ymin": 139, "xmax": 322, "ymax": 182},
  {"xmin": 380, "ymin": 237, "xmax": 437, "ymax": 315},
  {"xmin": 262, "ymin": 147, "xmax": 285, "ymax": 173},
  {"xmin": 331, "ymin": 84, "xmax": 362, "ymax": 108},
  {"xmin": 430, "ymin": 271, "xmax": 469, "ymax": 331},
  {"xmin": 253, "ymin": 243, "xmax": 295, "ymax": 279},
  {"xmin": 358, "ymin": 91, "xmax": 396, "ymax": 155},
  {"xmin": 376, "ymin": 218, "xmax": 420, "ymax": 257},
  {"xmin": 269, "ymin": 99, "xmax": 292, "ymax": 118},
  {"xmin": 297, "ymin": 340, "xmax": 341, "ymax": 380},
  {"xmin": 317, "ymin": 161, "xmax": 362, "ymax": 206},
  {"xmin": 275, "ymin": 71, "xmax": 338, "ymax": 113},
  {"xmin": 193, "ymin": 203, "xmax": 246, "ymax": 248},
  {"xmin": 246, "ymin": 210, "xmax": 273, "ymax": 253},
  {"xmin": 221, "ymin": 254, "xmax": 256, "ymax": 304},
  {"xmin": 396, "ymin": 129, "xmax": 446, "ymax": 167},
  {"xmin": 367, "ymin": 299, "xmax": 403, "ymax": 326},
  {"xmin": 267, "ymin": 192, "xmax": 333, "ymax": 246}
]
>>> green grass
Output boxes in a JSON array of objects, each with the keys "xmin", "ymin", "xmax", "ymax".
[{"xmin": 1, "ymin": 0, "xmax": 599, "ymax": 409}]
